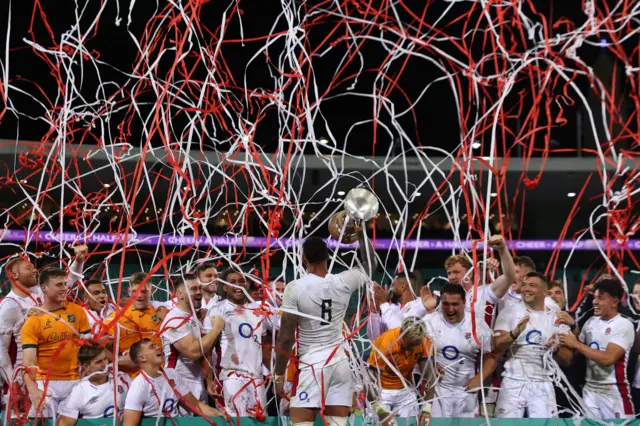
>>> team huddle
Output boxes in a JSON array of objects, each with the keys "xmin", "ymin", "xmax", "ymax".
[{"xmin": 0, "ymin": 228, "xmax": 639, "ymax": 425}]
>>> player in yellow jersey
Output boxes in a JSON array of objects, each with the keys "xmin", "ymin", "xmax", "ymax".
[
  {"xmin": 104, "ymin": 272, "xmax": 162, "ymax": 377},
  {"xmin": 21, "ymin": 267, "xmax": 92, "ymax": 417}
]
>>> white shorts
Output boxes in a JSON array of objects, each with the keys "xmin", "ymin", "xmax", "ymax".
[
  {"xmin": 495, "ymin": 377, "xmax": 557, "ymax": 418},
  {"xmin": 432, "ymin": 385, "xmax": 478, "ymax": 418},
  {"xmin": 279, "ymin": 381, "xmax": 293, "ymax": 414},
  {"xmin": 29, "ymin": 379, "xmax": 78, "ymax": 418},
  {"xmin": 583, "ymin": 385, "xmax": 635, "ymax": 419},
  {"xmin": 380, "ymin": 388, "xmax": 419, "ymax": 417},
  {"xmin": 291, "ymin": 359, "xmax": 353, "ymax": 409},
  {"xmin": 222, "ymin": 375, "xmax": 267, "ymax": 417}
]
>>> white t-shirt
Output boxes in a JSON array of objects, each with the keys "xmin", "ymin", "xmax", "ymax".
[
  {"xmin": 282, "ymin": 269, "xmax": 368, "ymax": 366},
  {"xmin": 204, "ymin": 300, "xmax": 273, "ymax": 379},
  {"xmin": 465, "ymin": 285, "xmax": 501, "ymax": 325},
  {"xmin": 424, "ymin": 311, "xmax": 492, "ymax": 389},
  {"xmin": 161, "ymin": 307, "xmax": 204, "ymax": 383},
  {"xmin": 0, "ymin": 289, "xmax": 41, "ymax": 384},
  {"xmin": 124, "ymin": 369, "xmax": 191, "ymax": 417},
  {"xmin": 59, "ymin": 372, "xmax": 131, "ymax": 419},
  {"xmin": 85, "ymin": 304, "xmax": 117, "ymax": 331},
  {"xmin": 580, "ymin": 314, "xmax": 635, "ymax": 390},
  {"xmin": 494, "ymin": 303, "xmax": 569, "ymax": 382}
]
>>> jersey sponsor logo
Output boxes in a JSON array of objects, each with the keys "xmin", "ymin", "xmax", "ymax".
[
  {"xmin": 88, "ymin": 396, "xmax": 99, "ymax": 405},
  {"xmin": 44, "ymin": 319, "xmax": 52, "ymax": 330},
  {"xmin": 238, "ymin": 323, "xmax": 254, "ymax": 339},
  {"xmin": 68, "ymin": 314, "xmax": 76, "ymax": 323},
  {"xmin": 441, "ymin": 345, "xmax": 459, "ymax": 360},
  {"xmin": 46, "ymin": 331, "xmax": 72, "ymax": 343},
  {"xmin": 589, "ymin": 341, "xmax": 600, "ymax": 350},
  {"xmin": 163, "ymin": 398, "xmax": 176, "ymax": 413},
  {"xmin": 525, "ymin": 330, "xmax": 542, "ymax": 345},
  {"xmin": 299, "ymin": 392, "xmax": 309, "ymax": 401},
  {"xmin": 104, "ymin": 405, "xmax": 115, "ymax": 417}
]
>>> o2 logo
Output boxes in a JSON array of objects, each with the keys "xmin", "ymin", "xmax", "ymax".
[
  {"xmin": 589, "ymin": 341, "xmax": 600, "ymax": 350},
  {"xmin": 441, "ymin": 346, "xmax": 460, "ymax": 361},
  {"xmin": 163, "ymin": 398, "xmax": 177, "ymax": 414},
  {"xmin": 525, "ymin": 330, "xmax": 543, "ymax": 345},
  {"xmin": 104, "ymin": 405, "xmax": 115, "ymax": 417},
  {"xmin": 238, "ymin": 322, "xmax": 259, "ymax": 343}
]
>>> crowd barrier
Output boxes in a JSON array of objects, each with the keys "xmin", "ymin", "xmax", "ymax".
[{"xmin": 9, "ymin": 418, "xmax": 640, "ymax": 426}]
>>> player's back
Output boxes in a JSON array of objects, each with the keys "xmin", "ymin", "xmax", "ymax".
[{"xmin": 283, "ymin": 269, "xmax": 366, "ymax": 365}]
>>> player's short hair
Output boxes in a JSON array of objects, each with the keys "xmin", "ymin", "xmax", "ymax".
[
  {"xmin": 444, "ymin": 255, "xmax": 471, "ymax": 271},
  {"xmin": 303, "ymin": 237, "xmax": 329, "ymax": 264},
  {"xmin": 196, "ymin": 262, "xmax": 217, "ymax": 277},
  {"xmin": 548, "ymin": 280, "xmax": 564, "ymax": 293},
  {"xmin": 440, "ymin": 283, "xmax": 466, "ymax": 301},
  {"xmin": 395, "ymin": 271, "xmax": 419, "ymax": 294},
  {"xmin": 595, "ymin": 279, "xmax": 624, "ymax": 300},
  {"xmin": 129, "ymin": 272, "xmax": 149, "ymax": 287},
  {"xmin": 401, "ymin": 316, "xmax": 427, "ymax": 344},
  {"xmin": 39, "ymin": 267, "xmax": 67, "ymax": 286},
  {"xmin": 525, "ymin": 271, "xmax": 549, "ymax": 288},
  {"xmin": 78, "ymin": 344, "xmax": 105, "ymax": 366},
  {"xmin": 6, "ymin": 258, "xmax": 26, "ymax": 276},
  {"xmin": 79, "ymin": 279, "xmax": 104, "ymax": 299},
  {"xmin": 129, "ymin": 338, "xmax": 152, "ymax": 365},
  {"xmin": 174, "ymin": 273, "xmax": 197, "ymax": 292},
  {"xmin": 514, "ymin": 256, "xmax": 536, "ymax": 271}
]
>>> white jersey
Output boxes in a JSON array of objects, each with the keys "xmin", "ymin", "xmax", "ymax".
[
  {"xmin": 0, "ymin": 289, "xmax": 41, "ymax": 384},
  {"xmin": 59, "ymin": 372, "xmax": 131, "ymax": 419},
  {"xmin": 497, "ymin": 290, "xmax": 560, "ymax": 313},
  {"xmin": 465, "ymin": 285, "xmax": 500, "ymax": 325},
  {"xmin": 161, "ymin": 307, "xmax": 204, "ymax": 383},
  {"xmin": 282, "ymin": 270, "xmax": 368, "ymax": 366},
  {"xmin": 203, "ymin": 294, "xmax": 221, "ymax": 313},
  {"xmin": 368, "ymin": 299, "xmax": 427, "ymax": 341},
  {"xmin": 494, "ymin": 303, "xmax": 569, "ymax": 382},
  {"xmin": 84, "ymin": 304, "xmax": 117, "ymax": 331},
  {"xmin": 580, "ymin": 314, "xmax": 634, "ymax": 390},
  {"xmin": 125, "ymin": 368, "xmax": 190, "ymax": 417},
  {"xmin": 204, "ymin": 299, "xmax": 273, "ymax": 379},
  {"xmin": 424, "ymin": 311, "xmax": 492, "ymax": 389}
]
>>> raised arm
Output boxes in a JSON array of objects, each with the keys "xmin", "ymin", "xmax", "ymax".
[
  {"xmin": 487, "ymin": 236, "xmax": 516, "ymax": 299},
  {"xmin": 357, "ymin": 229, "xmax": 377, "ymax": 277},
  {"xmin": 67, "ymin": 245, "xmax": 88, "ymax": 288}
]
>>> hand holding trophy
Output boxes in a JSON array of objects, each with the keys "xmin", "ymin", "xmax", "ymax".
[{"xmin": 328, "ymin": 188, "xmax": 379, "ymax": 243}]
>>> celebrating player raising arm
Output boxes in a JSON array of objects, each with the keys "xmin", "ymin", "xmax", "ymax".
[
  {"xmin": 559, "ymin": 279, "xmax": 635, "ymax": 419},
  {"xmin": 123, "ymin": 339, "xmax": 223, "ymax": 426},
  {"xmin": 274, "ymin": 229, "xmax": 377, "ymax": 426}
]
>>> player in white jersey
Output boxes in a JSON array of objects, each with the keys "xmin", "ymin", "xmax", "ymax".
[
  {"xmin": 445, "ymin": 235, "xmax": 515, "ymax": 325},
  {"xmin": 493, "ymin": 272, "xmax": 573, "ymax": 418},
  {"xmin": 124, "ymin": 338, "xmax": 222, "ymax": 424},
  {"xmin": 274, "ymin": 232, "xmax": 378, "ymax": 426},
  {"xmin": 423, "ymin": 284, "xmax": 497, "ymax": 418},
  {"xmin": 160, "ymin": 274, "xmax": 224, "ymax": 402},
  {"xmin": 80, "ymin": 279, "xmax": 116, "ymax": 331},
  {"xmin": 58, "ymin": 345, "xmax": 131, "ymax": 424},
  {"xmin": 197, "ymin": 262, "xmax": 222, "ymax": 312},
  {"xmin": 496, "ymin": 256, "xmax": 536, "ymax": 312},
  {"xmin": 560, "ymin": 279, "xmax": 636, "ymax": 419},
  {"xmin": 367, "ymin": 272, "xmax": 436, "ymax": 340},
  {"xmin": 204, "ymin": 268, "xmax": 274, "ymax": 417}
]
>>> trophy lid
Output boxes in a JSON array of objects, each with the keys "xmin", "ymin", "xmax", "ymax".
[{"xmin": 343, "ymin": 188, "xmax": 379, "ymax": 221}]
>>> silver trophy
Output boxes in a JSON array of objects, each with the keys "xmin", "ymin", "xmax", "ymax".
[{"xmin": 329, "ymin": 188, "xmax": 379, "ymax": 243}]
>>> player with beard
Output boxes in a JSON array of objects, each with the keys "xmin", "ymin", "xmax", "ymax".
[
  {"xmin": 560, "ymin": 279, "xmax": 635, "ymax": 419},
  {"xmin": 492, "ymin": 272, "xmax": 572, "ymax": 418},
  {"xmin": 197, "ymin": 262, "xmax": 221, "ymax": 313},
  {"xmin": 123, "ymin": 339, "xmax": 223, "ymax": 424},
  {"xmin": 203, "ymin": 268, "xmax": 275, "ymax": 417},
  {"xmin": 160, "ymin": 274, "xmax": 224, "ymax": 402},
  {"xmin": 58, "ymin": 345, "xmax": 131, "ymax": 425}
]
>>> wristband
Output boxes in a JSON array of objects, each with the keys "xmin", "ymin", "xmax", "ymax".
[
  {"xmin": 509, "ymin": 330, "xmax": 517, "ymax": 340},
  {"xmin": 422, "ymin": 403, "xmax": 432, "ymax": 414},
  {"xmin": 273, "ymin": 374, "xmax": 285, "ymax": 384},
  {"xmin": 571, "ymin": 322, "xmax": 578, "ymax": 330}
]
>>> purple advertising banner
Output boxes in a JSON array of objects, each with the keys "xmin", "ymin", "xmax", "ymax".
[{"xmin": 0, "ymin": 228, "xmax": 637, "ymax": 251}]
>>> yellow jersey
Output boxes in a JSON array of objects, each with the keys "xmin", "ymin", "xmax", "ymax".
[{"xmin": 21, "ymin": 302, "xmax": 91, "ymax": 380}]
